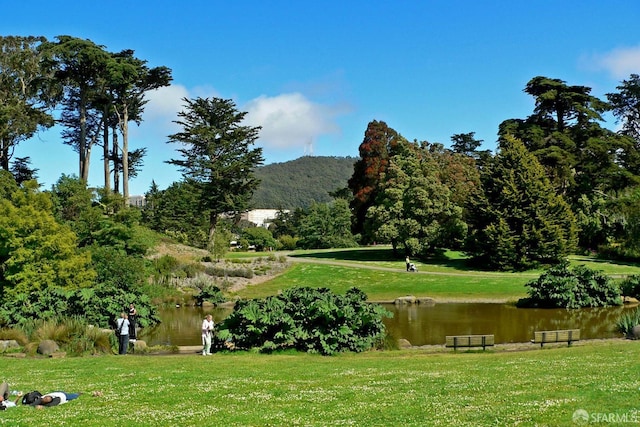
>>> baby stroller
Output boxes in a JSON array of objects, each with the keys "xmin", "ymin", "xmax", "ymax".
[{"xmin": 408, "ymin": 263, "xmax": 417, "ymax": 272}]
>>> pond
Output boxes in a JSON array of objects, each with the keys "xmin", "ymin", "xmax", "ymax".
[{"xmin": 138, "ymin": 302, "xmax": 635, "ymax": 347}]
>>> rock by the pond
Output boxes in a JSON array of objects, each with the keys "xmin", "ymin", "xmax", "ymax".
[
  {"xmin": 37, "ymin": 340, "xmax": 60, "ymax": 355},
  {"xmin": 0, "ymin": 340, "xmax": 20, "ymax": 352},
  {"xmin": 131, "ymin": 340, "xmax": 147, "ymax": 352},
  {"xmin": 398, "ymin": 338, "xmax": 412, "ymax": 348},
  {"xmin": 394, "ymin": 295, "xmax": 435, "ymax": 305},
  {"xmin": 631, "ymin": 324, "xmax": 640, "ymax": 339},
  {"xmin": 394, "ymin": 295, "xmax": 418, "ymax": 304}
]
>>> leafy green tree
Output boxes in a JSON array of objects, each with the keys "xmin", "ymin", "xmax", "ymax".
[
  {"xmin": 0, "ymin": 172, "xmax": 96, "ymax": 300},
  {"xmin": 0, "ymin": 36, "xmax": 55, "ymax": 171},
  {"xmin": 365, "ymin": 142, "xmax": 466, "ymax": 256},
  {"xmin": 297, "ymin": 200, "xmax": 357, "ymax": 249},
  {"xmin": 348, "ymin": 120, "xmax": 405, "ymax": 240},
  {"xmin": 500, "ymin": 76, "xmax": 638, "ymax": 202},
  {"xmin": 607, "ymin": 74, "xmax": 640, "ymax": 176},
  {"xmin": 465, "ymin": 135, "xmax": 577, "ymax": 270},
  {"xmin": 242, "ymin": 227, "xmax": 277, "ymax": 251},
  {"xmin": 145, "ymin": 180, "xmax": 208, "ymax": 247},
  {"xmin": 268, "ymin": 208, "xmax": 303, "ymax": 239},
  {"xmin": 167, "ymin": 97, "xmax": 264, "ymax": 253},
  {"xmin": 50, "ymin": 174, "xmax": 94, "ymax": 223}
]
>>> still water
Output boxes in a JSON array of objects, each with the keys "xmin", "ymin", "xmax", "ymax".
[{"xmin": 138, "ymin": 303, "xmax": 634, "ymax": 347}]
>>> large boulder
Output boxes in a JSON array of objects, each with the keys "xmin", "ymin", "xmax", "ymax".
[
  {"xmin": 37, "ymin": 340, "xmax": 60, "ymax": 355},
  {"xmin": 631, "ymin": 325, "xmax": 640, "ymax": 340}
]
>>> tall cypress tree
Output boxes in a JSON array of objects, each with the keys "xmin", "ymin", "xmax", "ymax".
[{"xmin": 465, "ymin": 135, "xmax": 577, "ymax": 270}]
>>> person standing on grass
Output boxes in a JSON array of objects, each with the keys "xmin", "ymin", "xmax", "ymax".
[
  {"xmin": 201, "ymin": 314, "xmax": 214, "ymax": 356},
  {"xmin": 405, "ymin": 255, "xmax": 410, "ymax": 272},
  {"xmin": 116, "ymin": 312, "xmax": 130, "ymax": 355}
]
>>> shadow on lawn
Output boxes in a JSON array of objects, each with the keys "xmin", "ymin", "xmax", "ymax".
[{"xmin": 291, "ymin": 248, "xmax": 476, "ymax": 271}]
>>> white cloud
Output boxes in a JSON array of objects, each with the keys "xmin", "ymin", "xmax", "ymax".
[
  {"xmin": 243, "ymin": 93, "xmax": 344, "ymax": 150},
  {"xmin": 592, "ymin": 46, "xmax": 640, "ymax": 79},
  {"xmin": 132, "ymin": 86, "xmax": 349, "ymax": 160}
]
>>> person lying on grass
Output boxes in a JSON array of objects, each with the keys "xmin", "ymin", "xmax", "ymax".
[{"xmin": 30, "ymin": 392, "xmax": 80, "ymax": 409}]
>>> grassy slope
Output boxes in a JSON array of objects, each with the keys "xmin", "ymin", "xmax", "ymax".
[{"xmin": 2, "ymin": 341, "xmax": 638, "ymax": 426}]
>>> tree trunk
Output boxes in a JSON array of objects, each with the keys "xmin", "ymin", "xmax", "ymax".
[
  {"xmin": 112, "ymin": 129, "xmax": 120, "ymax": 193},
  {"xmin": 0, "ymin": 141, "xmax": 8, "ymax": 170},
  {"xmin": 208, "ymin": 211, "xmax": 218, "ymax": 254},
  {"xmin": 102, "ymin": 106, "xmax": 110, "ymax": 192},
  {"xmin": 79, "ymin": 99, "xmax": 87, "ymax": 181},
  {"xmin": 122, "ymin": 105, "xmax": 129, "ymax": 203}
]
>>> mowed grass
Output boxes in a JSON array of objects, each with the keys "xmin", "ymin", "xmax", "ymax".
[
  {"xmin": 231, "ymin": 247, "xmax": 640, "ymax": 301},
  {"xmin": 232, "ymin": 262, "xmax": 532, "ymax": 301},
  {"xmin": 1, "ymin": 341, "xmax": 639, "ymax": 426}
]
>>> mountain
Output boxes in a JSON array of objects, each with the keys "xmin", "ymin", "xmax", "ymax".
[{"xmin": 251, "ymin": 156, "xmax": 357, "ymax": 209}]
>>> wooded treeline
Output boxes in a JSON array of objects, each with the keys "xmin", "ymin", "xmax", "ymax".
[{"xmin": 251, "ymin": 156, "xmax": 357, "ymax": 209}]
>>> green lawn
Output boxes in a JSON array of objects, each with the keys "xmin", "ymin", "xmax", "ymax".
[
  {"xmin": 232, "ymin": 262, "xmax": 532, "ymax": 301},
  {"xmin": 3, "ymin": 248, "xmax": 639, "ymax": 426},
  {"xmin": 231, "ymin": 247, "xmax": 640, "ymax": 301},
  {"xmin": 2, "ymin": 341, "xmax": 638, "ymax": 426}
]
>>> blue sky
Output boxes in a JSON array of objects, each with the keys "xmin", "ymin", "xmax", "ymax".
[{"xmin": 4, "ymin": 1, "xmax": 640, "ymax": 195}]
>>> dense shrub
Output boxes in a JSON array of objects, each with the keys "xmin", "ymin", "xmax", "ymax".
[
  {"xmin": 193, "ymin": 281, "xmax": 225, "ymax": 306},
  {"xmin": 217, "ymin": 287, "xmax": 391, "ymax": 355},
  {"xmin": 519, "ymin": 260, "xmax": 622, "ymax": 308},
  {"xmin": 0, "ymin": 283, "xmax": 160, "ymax": 329},
  {"xmin": 619, "ymin": 275, "xmax": 640, "ymax": 300}
]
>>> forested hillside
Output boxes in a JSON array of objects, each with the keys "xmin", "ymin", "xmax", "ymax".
[{"xmin": 251, "ymin": 156, "xmax": 357, "ymax": 209}]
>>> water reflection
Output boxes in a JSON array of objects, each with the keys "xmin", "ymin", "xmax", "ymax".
[
  {"xmin": 383, "ymin": 303, "xmax": 632, "ymax": 346},
  {"xmin": 139, "ymin": 303, "xmax": 634, "ymax": 347}
]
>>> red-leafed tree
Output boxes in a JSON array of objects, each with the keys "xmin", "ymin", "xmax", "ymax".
[{"xmin": 348, "ymin": 120, "xmax": 405, "ymax": 241}]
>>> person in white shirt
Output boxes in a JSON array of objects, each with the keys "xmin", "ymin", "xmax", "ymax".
[
  {"xmin": 201, "ymin": 314, "xmax": 215, "ymax": 356},
  {"xmin": 116, "ymin": 312, "xmax": 130, "ymax": 355}
]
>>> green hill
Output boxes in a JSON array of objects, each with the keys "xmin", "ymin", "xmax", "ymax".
[{"xmin": 251, "ymin": 156, "xmax": 357, "ymax": 209}]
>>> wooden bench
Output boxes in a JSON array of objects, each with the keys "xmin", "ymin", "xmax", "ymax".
[
  {"xmin": 445, "ymin": 334, "xmax": 494, "ymax": 351},
  {"xmin": 532, "ymin": 329, "xmax": 580, "ymax": 347}
]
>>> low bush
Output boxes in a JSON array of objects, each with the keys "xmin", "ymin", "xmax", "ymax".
[
  {"xmin": 519, "ymin": 260, "xmax": 622, "ymax": 308},
  {"xmin": 620, "ymin": 275, "xmax": 640, "ymax": 300},
  {"xmin": 204, "ymin": 266, "xmax": 254, "ymax": 279},
  {"xmin": 218, "ymin": 286, "xmax": 391, "ymax": 355}
]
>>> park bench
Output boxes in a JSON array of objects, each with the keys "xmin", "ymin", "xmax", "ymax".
[
  {"xmin": 445, "ymin": 334, "xmax": 494, "ymax": 351},
  {"xmin": 532, "ymin": 329, "xmax": 580, "ymax": 347}
]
